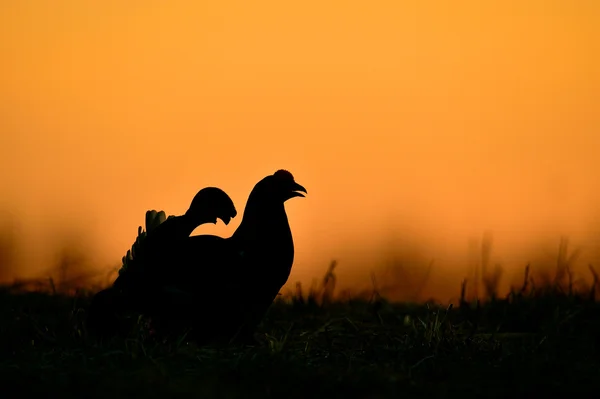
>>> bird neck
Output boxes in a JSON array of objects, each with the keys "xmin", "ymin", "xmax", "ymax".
[
  {"xmin": 153, "ymin": 214, "xmax": 201, "ymax": 240},
  {"xmin": 179, "ymin": 214, "xmax": 204, "ymax": 236},
  {"xmin": 232, "ymin": 202, "xmax": 290, "ymax": 244}
]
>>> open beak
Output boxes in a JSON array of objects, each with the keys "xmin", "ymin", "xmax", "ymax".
[{"xmin": 288, "ymin": 182, "xmax": 307, "ymax": 199}]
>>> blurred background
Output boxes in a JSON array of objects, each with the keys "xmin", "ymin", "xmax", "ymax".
[{"xmin": 1, "ymin": 0, "xmax": 599, "ymax": 302}]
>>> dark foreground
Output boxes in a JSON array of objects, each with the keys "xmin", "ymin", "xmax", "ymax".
[{"xmin": 1, "ymin": 281, "xmax": 599, "ymax": 399}]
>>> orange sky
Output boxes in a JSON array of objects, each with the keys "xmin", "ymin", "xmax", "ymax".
[{"xmin": 1, "ymin": 0, "xmax": 599, "ymax": 302}]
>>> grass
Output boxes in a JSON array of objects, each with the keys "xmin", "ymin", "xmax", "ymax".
[{"xmin": 1, "ymin": 258, "xmax": 600, "ymax": 399}]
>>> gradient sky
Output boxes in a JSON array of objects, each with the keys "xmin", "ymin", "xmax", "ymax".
[{"xmin": 1, "ymin": 0, "xmax": 599, "ymax": 301}]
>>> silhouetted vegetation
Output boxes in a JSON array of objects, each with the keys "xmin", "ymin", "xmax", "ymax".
[{"xmin": 1, "ymin": 252, "xmax": 599, "ymax": 398}]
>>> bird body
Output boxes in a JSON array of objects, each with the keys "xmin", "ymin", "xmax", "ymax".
[{"xmin": 167, "ymin": 170, "xmax": 307, "ymax": 344}]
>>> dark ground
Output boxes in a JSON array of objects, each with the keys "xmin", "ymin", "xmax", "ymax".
[{"xmin": 1, "ymin": 267, "xmax": 599, "ymax": 399}]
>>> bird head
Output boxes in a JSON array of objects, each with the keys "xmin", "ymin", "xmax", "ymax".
[
  {"xmin": 186, "ymin": 187, "xmax": 238, "ymax": 225},
  {"xmin": 251, "ymin": 169, "xmax": 307, "ymax": 205}
]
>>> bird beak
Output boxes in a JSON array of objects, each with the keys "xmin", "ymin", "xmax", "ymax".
[{"xmin": 288, "ymin": 182, "xmax": 307, "ymax": 199}]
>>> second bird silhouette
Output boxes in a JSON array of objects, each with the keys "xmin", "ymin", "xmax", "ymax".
[{"xmin": 88, "ymin": 187, "xmax": 237, "ymax": 339}]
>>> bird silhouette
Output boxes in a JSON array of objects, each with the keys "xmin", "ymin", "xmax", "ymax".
[
  {"xmin": 87, "ymin": 186, "xmax": 237, "ymax": 339},
  {"xmin": 161, "ymin": 169, "xmax": 307, "ymax": 344},
  {"xmin": 114, "ymin": 187, "xmax": 237, "ymax": 293}
]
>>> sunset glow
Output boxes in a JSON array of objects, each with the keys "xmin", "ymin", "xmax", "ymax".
[{"xmin": 1, "ymin": 0, "xmax": 599, "ymax": 302}]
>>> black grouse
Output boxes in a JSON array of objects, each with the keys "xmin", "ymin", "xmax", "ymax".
[
  {"xmin": 114, "ymin": 187, "xmax": 237, "ymax": 293},
  {"xmin": 165, "ymin": 169, "xmax": 307, "ymax": 344},
  {"xmin": 87, "ymin": 186, "xmax": 237, "ymax": 339}
]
